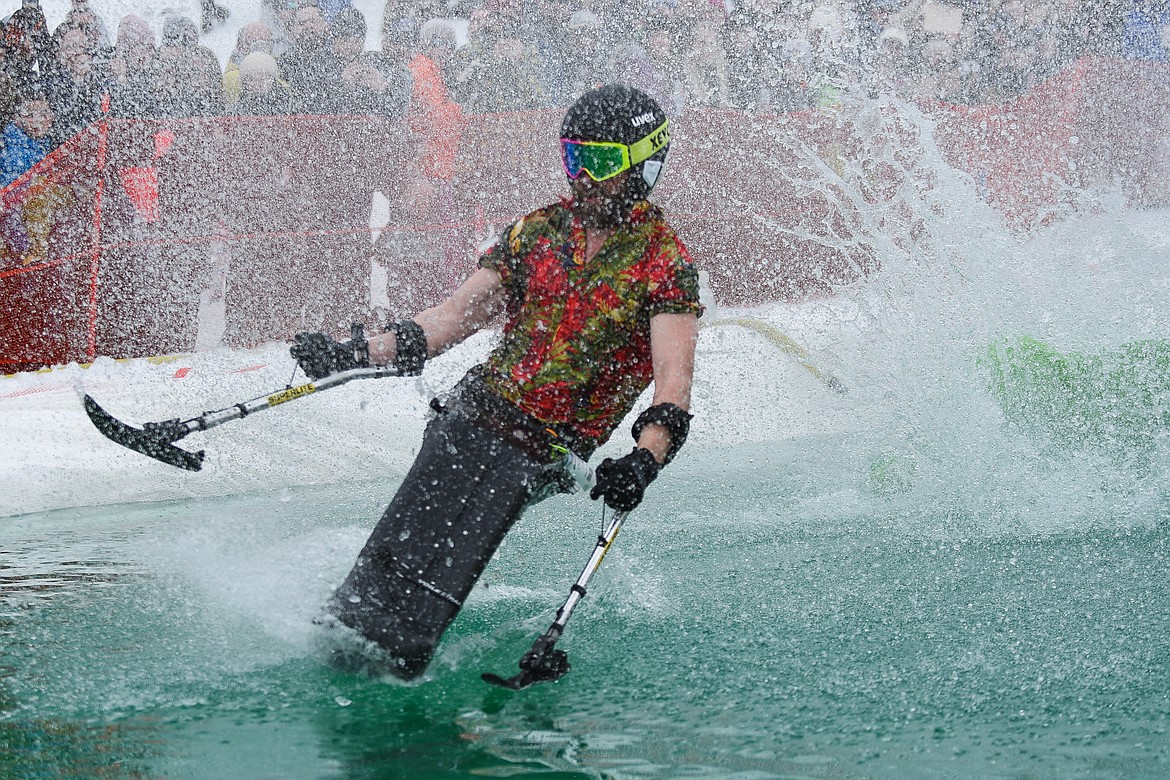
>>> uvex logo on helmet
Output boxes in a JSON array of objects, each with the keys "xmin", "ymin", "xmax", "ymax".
[{"xmin": 630, "ymin": 111, "xmax": 657, "ymax": 128}]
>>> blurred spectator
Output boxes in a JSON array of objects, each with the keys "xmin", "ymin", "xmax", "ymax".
[
  {"xmin": 0, "ymin": 71, "xmax": 15, "ymax": 132},
  {"xmin": 1030, "ymin": 4, "xmax": 1063, "ymax": 69},
  {"xmin": 319, "ymin": 0, "xmax": 356, "ymax": 25},
  {"xmin": 642, "ymin": 11, "xmax": 689, "ymax": 116},
  {"xmin": 63, "ymin": 0, "xmax": 110, "ymax": 51},
  {"xmin": 611, "ymin": 37, "xmax": 660, "ymax": 105},
  {"xmin": 805, "ymin": 3, "xmax": 859, "ymax": 107},
  {"xmin": 337, "ymin": 52, "xmax": 408, "ymax": 116},
  {"xmin": 855, "ymin": 0, "xmax": 907, "ymax": 54},
  {"xmin": 595, "ymin": 1, "xmax": 664, "ymax": 104},
  {"xmin": 224, "ymin": 22, "xmax": 277, "ymax": 106},
  {"xmin": 2, "ymin": 3, "xmax": 54, "ymax": 89},
  {"xmin": 380, "ymin": 0, "xmax": 418, "ymax": 64},
  {"xmin": 259, "ymin": 0, "xmax": 296, "ymax": 57},
  {"xmin": 911, "ymin": 34, "xmax": 964, "ymax": 103},
  {"xmin": 523, "ymin": 0, "xmax": 574, "ymax": 105},
  {"xmin": 723, "ymin": 8, "xmax": 781, "ymax": 112},
  {"xmin": 381, "ymin": 21, "xmax": 414, "ymax": 70},
  {"xmin": 448, "ymin": 6, "xmax": 490, "ymax": 105},
  {"xmin": 773, "ymin": 42, "xmax": 814, "ymax": 112},
  {"xmin": 44, "ymin": 22, "xmax": 108, "ymax": 147},
  {"xmin": 448, "ymin": 8, "xmax": 483, "ymax": 79},
  {"xmin": 682, "ymin": 14, "xmax": 732, "ymax": 107},
  {"xmin": 108, "ymin": 15, "xmax": 160, "ymax": 119},
  {"xmin": 409, "ymin": 19, "xmax": 463, "ymax": 173},
  {"xmin": 949, "ymin": 9, "xmax": 985, "ymax": 104},
  {"xmin": 1058, "ymin": 0, "xmax": 1127, "ymax": 59},
  {"xmin": 2, "ymin": 84, "xmax": 53, "ymax": 187},
  {"xmin": 395, "ymin": 18, "xmax": 465, "ymax": 308},
  {"xmin": 231, "ymin": 51, "xmax": 295, "ymax": 115},
  {"xmin": 973, "ymin": 0, "xmax": 1044, "ymax": 101},
  {"xmin": 201, "ymin": 0, "xmax": 231, "ymax": 34},
  {"xmin": 279, "ymin": 4, "xmax": 344, "ymax": 113},
  {"xmin": 330, "ymin": 7, "xmax": 367, "ymax": 65},
  {"xmin": 0, "ymin": 205, "xmax": 29, "ymax": 261},
  {"xmin": 559, "ymin": 10, "xmax": 611, "ymax": 101},
  {"xmin": 1, "ymin": 81, "xmax": 73, "ymax": 269},
  {"xmin": 451, "ymin": 4, "xmax": 549, "ymax": 112},
  {"xmin": 1123, "ymin": 0, "xmax": 1170, "ymax": 60},
  {"xmin": 154, "ymin": 16, "xmax": 224, "ymax": 117},
  {"xmin": 868, "ymin": 26, "xmax": 911, "ymax": 97}
]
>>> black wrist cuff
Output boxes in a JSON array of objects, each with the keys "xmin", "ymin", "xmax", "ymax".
[
  {"xmin": 389, "ymin": 320, "xmax": 427, "ymax": 375},
  {"xmin": 631, "ymin": 402, "xmax": 692, "ymax": 465},
  {"xmin": 629, "ymin": 446, "xmax": 661, "ymax": 482}
]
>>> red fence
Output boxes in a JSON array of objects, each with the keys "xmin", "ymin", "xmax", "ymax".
[
  {"xmin": 2, "ymin": 57, "xmax": 1168, "ymax": 373},
  {"xmin": 928, "ymin": 57, "xmax": 1170, "ymax": 225}
]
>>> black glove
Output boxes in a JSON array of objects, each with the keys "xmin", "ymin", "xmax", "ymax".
[
  {"xmin": 589, "ymin": 447, "xmax": 661, "ymax": 512},
  {"xmin": 290, "ymin": 327, "xmax": 370, "ymax": 380}
]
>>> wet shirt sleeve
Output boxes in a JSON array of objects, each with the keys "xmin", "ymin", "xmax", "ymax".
[
  {"xmin": 643, "ymin": 233, "xmax": 705, "ymax": 320},
  {"xmin": 478, "ymin": 217, "xmax": 528, "ymax": 301}
]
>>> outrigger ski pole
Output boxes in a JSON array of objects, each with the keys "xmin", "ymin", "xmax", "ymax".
[
  {"xmin": 83, "ymin": 365, "xmax": 402, "ymax": 471},
  {"xmin": 482, "ymin": 449, "xmax": 629, "ymax": 691}
]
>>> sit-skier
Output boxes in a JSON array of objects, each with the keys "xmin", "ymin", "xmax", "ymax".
[{"xmin": 293, "ymin": 83, "xmax": 702, "ymax": 679}]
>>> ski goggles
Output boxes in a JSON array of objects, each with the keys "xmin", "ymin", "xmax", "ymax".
[{"xmin": 561, "ymin": 119, "xmax": 671, "ymax": 182}]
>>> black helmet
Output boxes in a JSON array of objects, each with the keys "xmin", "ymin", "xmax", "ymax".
[{"xmin": 561, "ymin": 84, "xmax": 671, "ymax": 200}]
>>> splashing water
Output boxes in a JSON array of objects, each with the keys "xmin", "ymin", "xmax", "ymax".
[{"xmin": 3, "ymin": 96, "xmax": 1170, "ymax": 778}]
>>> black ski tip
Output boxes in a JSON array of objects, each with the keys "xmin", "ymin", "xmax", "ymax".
[
  {"xmin": 483, "ymin": 641, "xmax": 571, "ymax": 689},
  {"xmin": 482, "ymin": 671, "xmax": 534, "ymax": 690},
  {"xmin": 83, "ymin": 394, "xmax": 205, "ymax": 472}
]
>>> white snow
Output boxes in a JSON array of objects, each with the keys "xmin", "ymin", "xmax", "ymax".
[{"xmin": 0, "ymin": 305, "xmax": 855, "ymax": 518}]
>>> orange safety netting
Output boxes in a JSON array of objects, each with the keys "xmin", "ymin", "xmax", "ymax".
[{"xmin": 2, "ymin": 57, "xmax": 1168, "ymax": 373}]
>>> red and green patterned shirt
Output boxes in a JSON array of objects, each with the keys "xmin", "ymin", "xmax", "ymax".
[{"xmin": 477, "ymin": 198, "xmax": 702, "ymax": 451}]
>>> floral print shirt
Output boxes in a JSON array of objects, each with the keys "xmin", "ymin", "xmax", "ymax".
[{"xmin": 478, "ymin": 198, "xmax": 702, "ymax": 451}]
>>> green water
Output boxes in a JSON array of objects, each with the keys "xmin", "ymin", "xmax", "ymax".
[{"xmin": 2, "ymin": 440, "xmax": 1169, "ymax": 779}]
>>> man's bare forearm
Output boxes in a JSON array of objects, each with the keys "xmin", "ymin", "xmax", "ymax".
[
  {"xmin": 368, "ymin": 268, "xmax": 505, "ymax": 366},
  {"xmin": 639, "ymin": 313, "xmax": 699, "ymax": 463}
]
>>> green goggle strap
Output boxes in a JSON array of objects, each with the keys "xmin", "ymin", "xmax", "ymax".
[{"xmin": 627, "ymin": 119, "xmax": 670, "ymax": 165}]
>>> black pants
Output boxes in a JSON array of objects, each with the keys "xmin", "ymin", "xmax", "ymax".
[{"xmin": 324, "ymin": 376, "xmax": 576, "ymax": 679}]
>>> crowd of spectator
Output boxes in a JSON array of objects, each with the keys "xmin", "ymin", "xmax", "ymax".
[{"xmin": 0, "ymin": 0, "xmax": 1166, "ymax": 187}]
